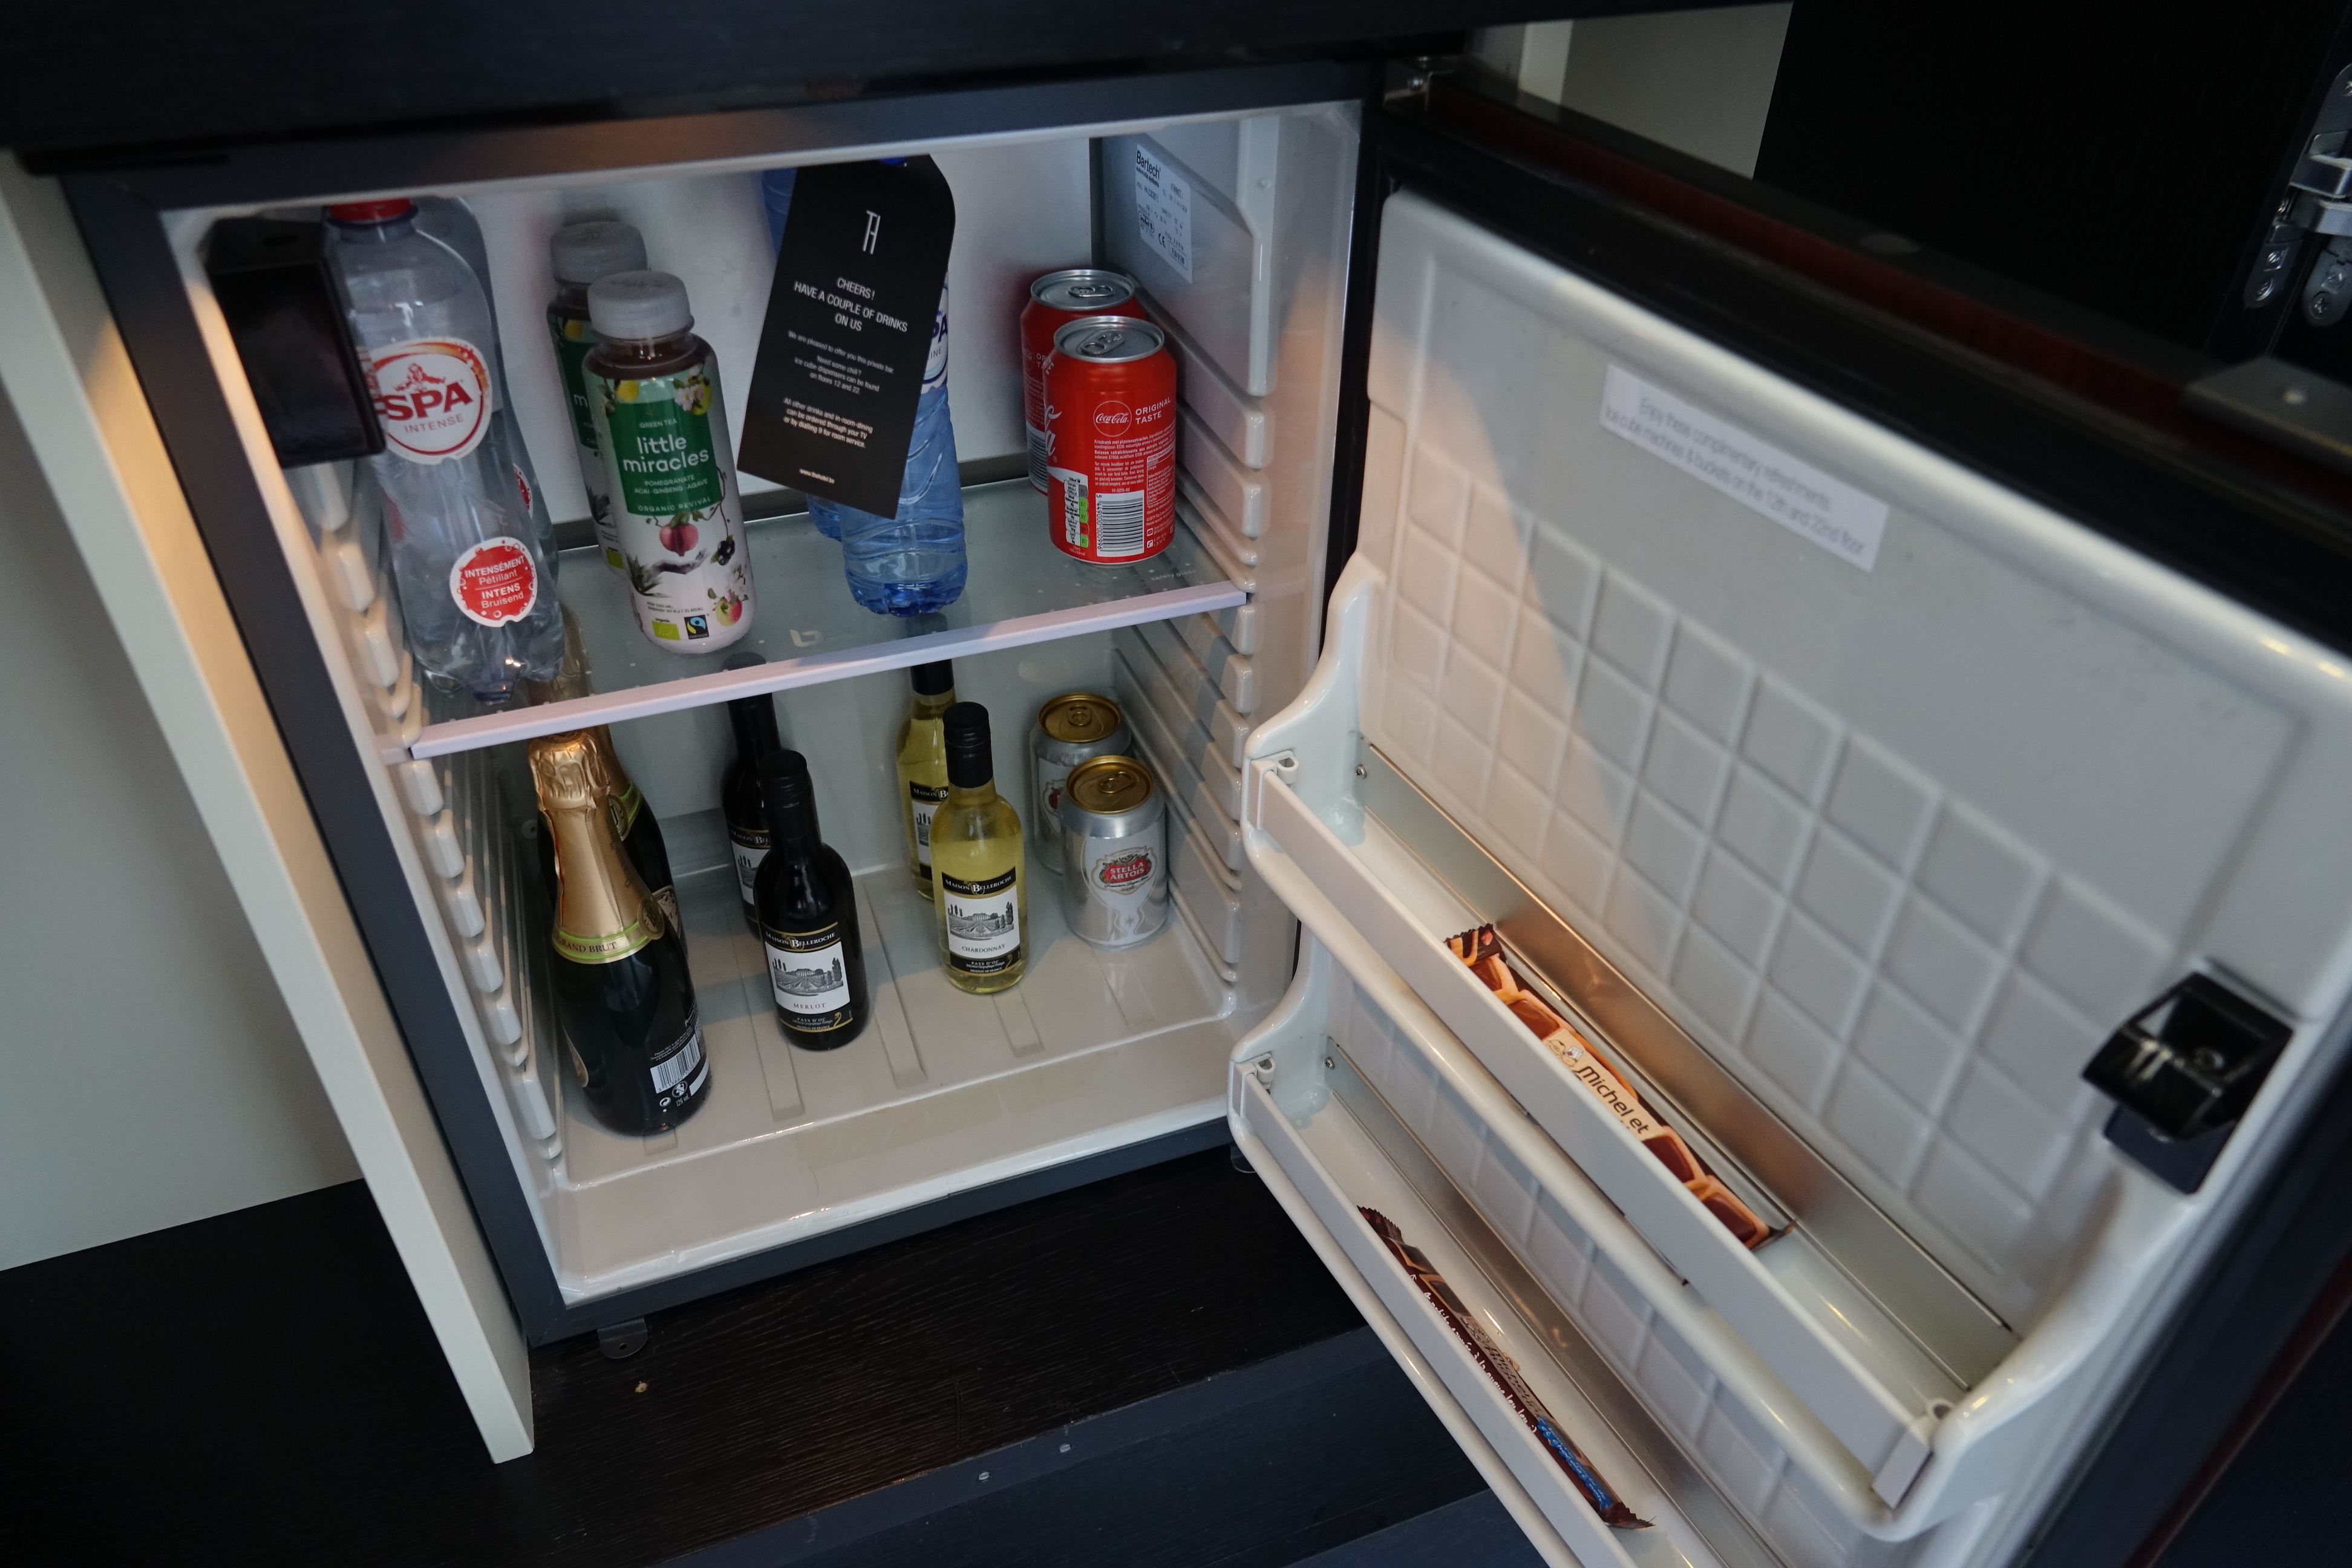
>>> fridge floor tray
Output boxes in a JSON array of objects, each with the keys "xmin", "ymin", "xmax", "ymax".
[{"xmin": 538, "ymin": 846, "xmax": 1244, "ymax": 1303}]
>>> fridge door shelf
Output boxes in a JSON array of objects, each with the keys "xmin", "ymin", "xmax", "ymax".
[
  {"xmin": 1238, "ymin": 557, "xmax": 2207, "ymax": 1534},
  {"xmin": 393, "ymin": 479, "xmax": 1243, "ymax": 760},
  {"xmin": 1232, "ymin": 947, "xmax": 1753, "ymax": 1568}
]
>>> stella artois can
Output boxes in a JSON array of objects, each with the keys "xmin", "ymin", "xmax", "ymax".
[
  {"xmin": 1057, "ymin": 754, "xmax": 1166, "ymax": 949},
  {"xmin": 1030, "ymin": 692, "xmax": 1131, "ymax": 875}
]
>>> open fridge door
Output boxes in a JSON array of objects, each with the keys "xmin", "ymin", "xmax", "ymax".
[{"xmin": 1227, "ymin": 188, "xmax": 2352, "ymax": 1568}]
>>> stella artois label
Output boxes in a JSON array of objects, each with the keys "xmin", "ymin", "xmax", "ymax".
[
  {"xmin": 1094, "ymin": 848, "xmax": 1155, "ymax": 890},
  {"xmin": 367, "ymin": 338, "xmax": 492, "ymax": 463},
  {"xmin": 448, "ymin": 537, "xmax": 538, "ymax": 627}
]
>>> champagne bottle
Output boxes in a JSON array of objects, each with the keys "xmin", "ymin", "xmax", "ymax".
[
  {"xmin": 722, "ymin": 684, "xmax": 785, "ymax": 932},
  {"xmin": 528, "ymin": 607, "xmax": 677, "ymax": 930},
  {"xmin": 753, "ymin": 750, "xmax": 871, "ymax": 1050},
  {"xmin": 531, "ymin": 731, "xmax": 709, "ymax": 1134},
  {"xmin": 895, "ymin": 660, "xmax": 956, "ymax": 899},
  {"xmin": 932, "ymin": 702, "xmax": 1027, "ymax": 993}
]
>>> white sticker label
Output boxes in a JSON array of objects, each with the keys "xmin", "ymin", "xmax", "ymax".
[
  {"xmin": 1048, "ymin": 465, "xmax": 1089, "ymax": 549},
  {"xmin": 1599, "ymin": 365, "xmax": 1889, "ymax": 572},
  {"xmin": 650, "ymin": 1027, "xmax": 704, "ymax": 1095},
  {"xmin": 765, "ymin": 935, "xmax": 852, "ymax": 1017},
  {"xmin": 941, "ymin": 867, "xmax": 1022, "ymax": 969},
  {"xmin": 731, "ymin": 830, "xmax": 768, "ymax": 901},
  {"xmin": 910, "ymin": 783, "xmax": 946, "ymax": 877},
  {"xmin": 1132, "ymin": 145, "xmax": 1193, "ymax": 284}
]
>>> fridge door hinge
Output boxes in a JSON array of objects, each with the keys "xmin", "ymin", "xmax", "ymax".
[
  {"xmin": 596, "ymin": 1318, "xmax": 650, "ymax": 1360},
  {"xmin": 2082, "ymin": 972, "xmax": 2293, "ymax": 1193},
  {"xmin": 1383, "ymin": 55, "xmax": 1457, "ymax": 107}
]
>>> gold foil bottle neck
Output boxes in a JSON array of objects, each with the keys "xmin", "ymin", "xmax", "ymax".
[
  {"xmin": 529, "ymin": 730, "xmax": 609, "ymax": 812},
  {"xmin": 532, "ymin": 731, "xmax": 662, "ymax": 962}
]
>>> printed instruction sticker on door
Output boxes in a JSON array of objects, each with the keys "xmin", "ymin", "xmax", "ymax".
[
  {"xmin": 1133, "ymin": 144, "xmax": 1194, "ymax": 283},
  {"xmin": 1600, "ymin": 365, "xmax": 1889, "ymax": 571}
]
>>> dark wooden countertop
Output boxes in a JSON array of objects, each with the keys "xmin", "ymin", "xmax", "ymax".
[{"xmin": 1, "ymin": 1146, "xmax": 1490, "ymax": 1566}]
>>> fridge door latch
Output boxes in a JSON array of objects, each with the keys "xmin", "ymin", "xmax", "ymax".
[{"xmin": 2082, "ymin": 973, "xmax": 2293, "ymax": 1194}]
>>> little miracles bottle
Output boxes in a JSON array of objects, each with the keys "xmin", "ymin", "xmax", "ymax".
[{"xmin": 583, "ymin": 270, "xmax": 754, "ymax": 654}]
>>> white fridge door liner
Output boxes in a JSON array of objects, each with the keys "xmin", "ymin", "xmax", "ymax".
[{"xmin": 1230, "ymin": 189, "xmax": 2352, "ymax": 1566}]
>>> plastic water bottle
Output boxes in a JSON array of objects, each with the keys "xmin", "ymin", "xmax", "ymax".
[
  {"xmin": 816, "ymin": 289, "xmax": 969, "ymax": 615},
  {"xmin": 327, "ymin": 199, "xmax": 564, "ymax": 703},
  {"xmin": 762, "ymin": 163, "xmax": 969, "ymax": 604},
  {"xmin": 411, "ymin": 195, "xmax": 559, "ymax": 572},
  {"xmin": 759, "ymin": 166, "xmax": 797, "ymax": 253},
  {"xmin": 759, "ymin": 168, "xmax": 840, "ymax": 541}
]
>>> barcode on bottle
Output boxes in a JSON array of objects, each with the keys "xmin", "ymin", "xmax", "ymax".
[
  {"xmin": 1095, "ymin": 490, "xmax": 1146, "ymax": 558},
  {"xmin": 650, "ymin": 1030, "xmax": 704, "ymax": 1093}
]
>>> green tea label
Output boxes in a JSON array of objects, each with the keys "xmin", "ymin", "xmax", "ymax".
[
  {"xmin": 601, "ymin": 368, "xmax": 725, "ymax": 515},
  {"xmin": 547, "ymin": 307, "xmax": 600, "ymax": 448},
  {"xmin": 589, "ymin": 345, "xmax": 753, "ymax": 650}
]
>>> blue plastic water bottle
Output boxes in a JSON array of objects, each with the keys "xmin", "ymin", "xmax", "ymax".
[
  {"xmin": 817, "ymin": 290, "xmax": 969, "ymax": 615},
  {"xmin": 763, "ymin": 163, "xmax": 969, "ymax": 611}
]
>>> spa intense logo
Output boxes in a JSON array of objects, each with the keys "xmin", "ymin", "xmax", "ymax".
[{"xmin": 368, "ymin": 338, "xmax": 491, "ymax": 463}]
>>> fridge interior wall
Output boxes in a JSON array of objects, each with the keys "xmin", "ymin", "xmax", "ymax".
[
  {"xmin": 166, "ymin": 102, "xmax": 1357, "ymax": 1310},
  {"xmin": 1226, "ymin": 189, "xmax": 2352, "ymax": 1568}
]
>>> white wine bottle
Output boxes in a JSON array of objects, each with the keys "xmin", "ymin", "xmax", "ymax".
[
  {"xmin": 931, "ymin": 701, "xmax": 1027, "ymax": 994},
  {"xmin": 895, "ymin": 660, "xmax": 955, "ymax": 899}
]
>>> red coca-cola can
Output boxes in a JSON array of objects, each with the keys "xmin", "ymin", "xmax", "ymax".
[
  {"xmin": 1043, "ymin": 315, "xmax": 1177, "ymax": 566},
  {"xmin": 1021, "ymin": 270, "xmax": 1137, "ymax": 492}
]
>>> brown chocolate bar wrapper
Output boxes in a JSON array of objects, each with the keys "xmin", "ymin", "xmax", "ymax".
[
  {"xmin": 1448, "ymin": 925, "xmax": 1774, "ymax": 1249},
  {"xmin": 1360, "ymin": 1207, "xmax": 1650, "ymax": 1529}
]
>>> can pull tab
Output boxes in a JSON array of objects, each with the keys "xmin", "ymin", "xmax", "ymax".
[{"xmin": 2082, "ymin": 972, "xmax": 2293, "ymax": 1193}]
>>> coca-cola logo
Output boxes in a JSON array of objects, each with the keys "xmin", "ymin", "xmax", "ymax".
[
  {"xmin": 1092, "ymin": 400, "xmax": 1132, "ymax": 437},
  {"xmin": 369, "ymin": 338, "xmax": 491, "ymax": 464},
  {"xmin": 1095, "ymin": 850, "xmax": 1154, "ymax": 889}
]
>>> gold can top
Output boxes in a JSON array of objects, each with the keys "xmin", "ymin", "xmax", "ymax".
[
  {"xmin": 1066, "ymin": 754, "xmax": 1155, "ymax": 815},
  {"xmin": 1039, "ymin": 691, "xmax": 1124, "ymax": 745}
]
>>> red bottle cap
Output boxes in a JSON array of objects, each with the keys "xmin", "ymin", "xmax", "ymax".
[{"xmin": 326, "ymin": 198, "xmax": 416, "ymax": 223}]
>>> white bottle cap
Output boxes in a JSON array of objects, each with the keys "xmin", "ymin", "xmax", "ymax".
[
  {"xmin": 588, "ymin": 270, "xmax": 693, "ymax": 341},
  {"xmin": 550, "ymin": 221, "xmax": 648, "ymax": 285}
]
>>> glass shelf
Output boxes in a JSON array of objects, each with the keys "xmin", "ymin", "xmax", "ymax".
[{"xmin": 408, "ymin": 479, "xmax": 1244, "ymax": 759}]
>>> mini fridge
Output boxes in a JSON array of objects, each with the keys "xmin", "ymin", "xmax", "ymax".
[{"xmin": 9, "ymin": 27, "xmax": 2352, "ymax": 1568}]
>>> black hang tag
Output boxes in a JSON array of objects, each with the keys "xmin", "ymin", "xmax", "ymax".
[{"xmin": 737, "ymin": 157, "xmax": 956, "ymax": 517}]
